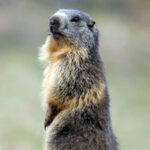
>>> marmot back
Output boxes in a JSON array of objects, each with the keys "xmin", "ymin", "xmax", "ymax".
[{"xmin": 40, "ymin": 9, "xmax": 118, "ymax": 150}]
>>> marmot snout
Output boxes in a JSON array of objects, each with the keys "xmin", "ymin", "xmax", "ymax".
[
  {"xmin": 40, "ymin": 9, "xmax": 118, "ymax": 150},
  {"xmin": 49, "ymin": 16, "xmax": 61, "ymax": 34}
]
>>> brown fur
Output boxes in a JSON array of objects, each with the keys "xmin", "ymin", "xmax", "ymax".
[
  {"xmin": 41, "ymin": 36, "xmax": 105, "ymax": 112},
  {"xmin": 40, "ymin": 36, "xmax": 70, "ymax": 63},
  {"xmin": 40, "ymin": 9, "xmax": 118, "ymax": 150}
]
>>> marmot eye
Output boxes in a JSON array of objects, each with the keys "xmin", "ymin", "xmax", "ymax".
[{"xmin": 71, "ymin": 16, "xmax": 80, "ymax": 22}]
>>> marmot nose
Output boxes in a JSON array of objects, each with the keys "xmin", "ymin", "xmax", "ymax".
[{"xmin": 50, "ymin": 16, "xmax": 60, "ymax": 33}]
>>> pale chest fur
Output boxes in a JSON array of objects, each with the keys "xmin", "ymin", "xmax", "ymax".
[{"xmin": 42, "ymin": 62, "xmax": 58, "ymax": 104}]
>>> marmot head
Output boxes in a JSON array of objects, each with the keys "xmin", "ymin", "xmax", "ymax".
[
  {"xmin": 40, "ymin": 9, "xmax": 100, "ymax": 62},
  {"xmin": 49, "ymin": 9, "xmax": 99, "ymax": 50}
]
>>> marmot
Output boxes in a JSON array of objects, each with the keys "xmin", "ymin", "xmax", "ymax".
[{"xmin": 40, "ymin": 9, "xmax": 118, "ymax": 150}]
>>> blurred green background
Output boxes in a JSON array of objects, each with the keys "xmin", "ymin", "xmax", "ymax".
[{"xmin": 0, "ymin": 0, "xmax": 150, "ymax": 150}]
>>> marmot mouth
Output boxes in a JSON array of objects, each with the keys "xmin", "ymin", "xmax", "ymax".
[
  {"xmin": 50, "ymin": 26, "xmax": 63, "ymax": 37},
  {"xmin": 52, "ymin": 32, "xmax": 64, "ymax": 38}
]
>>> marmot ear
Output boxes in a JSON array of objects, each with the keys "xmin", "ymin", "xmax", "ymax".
[{"xmin": 88, "ymin": 19, "xmax": 96, "ymax": 28}]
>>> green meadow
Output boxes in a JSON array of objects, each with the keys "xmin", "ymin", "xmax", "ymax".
[{"xmin": 0, "ymin": 1, "xmax": 150, "ymax": 150}]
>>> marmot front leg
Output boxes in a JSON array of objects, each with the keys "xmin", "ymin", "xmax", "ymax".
[{"xmin": 44, "ymin": 105, "xmax": 59, "ymax": 130}]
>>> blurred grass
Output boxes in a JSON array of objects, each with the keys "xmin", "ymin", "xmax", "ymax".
[
  {"xmin": 1, "ymin": 44, "xmax": 150, "ymax": 150},
  {"xmin": 0, "ymin": 45, "xmax": 44, "ymax": 150},
  {"xmin": 0, "ymin": 0, "xmax": 150, "ymax": 150}
]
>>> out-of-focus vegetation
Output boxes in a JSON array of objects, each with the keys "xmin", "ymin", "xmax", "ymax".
[{"xmin": 0, "ymin": 0, "xmax": 150, "ymax": 150}]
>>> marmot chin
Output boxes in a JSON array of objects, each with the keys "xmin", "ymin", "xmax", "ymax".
[{"xmin": 40, "ymin": 9, "xmax": 118, "ymax": 150}]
